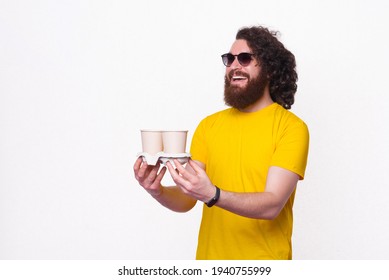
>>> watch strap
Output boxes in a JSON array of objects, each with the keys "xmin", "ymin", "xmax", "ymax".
[{"xmin": 206, "ymin": 185, "xmax": 220, "ymax": 207}]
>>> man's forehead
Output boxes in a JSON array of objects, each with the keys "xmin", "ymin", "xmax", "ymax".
[{"xmin": 230, "ymin": 39, "xmax": 252, "ymax": 53}]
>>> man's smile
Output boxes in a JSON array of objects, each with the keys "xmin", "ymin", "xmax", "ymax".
[{"xmin": 229, "ymin": 71, "xmax": 249, "ymax": 86}]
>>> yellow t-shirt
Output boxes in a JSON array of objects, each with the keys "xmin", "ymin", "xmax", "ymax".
[{"xmin": 190, "ymin": 103, "xmax": 309, "ymax": 260}]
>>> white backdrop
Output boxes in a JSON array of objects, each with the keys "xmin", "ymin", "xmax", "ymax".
[{"xmin": 1, "ymin": 0, "xmax": 388, "ymax": 260}]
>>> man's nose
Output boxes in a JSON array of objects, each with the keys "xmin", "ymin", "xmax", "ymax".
[{"xmin": 230, "ymin": 57, "xmax": 242, "ymax": 69}]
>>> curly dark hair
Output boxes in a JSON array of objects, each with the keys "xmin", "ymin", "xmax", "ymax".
[{"xmin": 236, "ymin": 26, "xmax": 297, "ymax": 109}]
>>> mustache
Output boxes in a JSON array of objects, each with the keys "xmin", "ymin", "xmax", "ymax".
[{"xmin": 228, "ymin": 70, "xmax": 250, "ymax": 80}]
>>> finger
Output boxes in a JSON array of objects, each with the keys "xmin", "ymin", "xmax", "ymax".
[
  {"xmin": 134, "ymin": 157, "xmax": 145, "ymax": 180},
  {"xmin": 133, "ymin": 157, "xmax": 143, "ymax": 172},
  {"xmin": 166, "ymin": 161, "xmax": 186, "ymax": 184},
  {"xmin": 174, "ymin": 159, "xmax": 195, "ymax": 180},
  {"xmin": 136, "ymin": 159, "xmax": 150, "ymax": 179},
  {"xmin": 146, "ymin": 163, "xmax": 162, "ymax": 183},
  {"xmin": 188, "ymin": 159, "xmax": 204, "ymax": 174},
  {"xmin": 166, "ymin": 161, "xmax": 178, "ymax": 176},
  {"xmin": 173, "ymin": 159, "xmax": 185, "ymax": 173},
  {"xmin": 154, "ymin": 166, "xmax": 167, "ymax": 185}
]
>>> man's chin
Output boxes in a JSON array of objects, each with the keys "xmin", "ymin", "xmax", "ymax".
[
  {"xmin": 229, "ymin": 80, "xmax": 248, "ymax": 89},
  {"xmin": 228, "ymin": 85, "xmax": 247, "ymax": 94}
]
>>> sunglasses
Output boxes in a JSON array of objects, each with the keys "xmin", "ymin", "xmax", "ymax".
[{"xmin": 221, "ymin": 52, "xmax": 255, "ymax": 67}]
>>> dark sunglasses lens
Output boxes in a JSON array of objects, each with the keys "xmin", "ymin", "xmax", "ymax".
[
  {"xmin": 222, "ymin": 54, "xmax": 235, "ymax": 66},
  {"xmin": 222, "ymin": 53, "xmax": 253, "ymax": 66},
  {"xmin": 237, "ymin": 53, "xmax": 253, "ymax": 66}
]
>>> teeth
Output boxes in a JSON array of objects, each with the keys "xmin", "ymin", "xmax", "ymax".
[{"xmin": 233, "ymin": 76, "xmax": 246, "ymax": 80}]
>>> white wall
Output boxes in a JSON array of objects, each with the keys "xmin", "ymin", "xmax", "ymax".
[{"xmin": 1, "ymin": 0, "xmax": 388, "ymax": 260}]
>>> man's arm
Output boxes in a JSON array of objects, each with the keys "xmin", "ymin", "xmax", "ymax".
[
  {"xmin": 167, "ymin": 159, "xmax": 299, "ymax": 220},
  {"xmin": 214, "ymin": 166, "xmax": 298, "ymax": 219}
]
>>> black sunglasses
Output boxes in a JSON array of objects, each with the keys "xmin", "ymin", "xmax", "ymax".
[{"xmin": 221, "ymin": 52, "xmax": 255, "ymax": 67}]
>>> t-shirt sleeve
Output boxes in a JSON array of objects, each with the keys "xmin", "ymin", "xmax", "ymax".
[
  {"xmin": 190, "ymin": 118, "xmax": 208, "ymax": 165},
  {"xmin": 270, "ymin": 120, "xmax": 310, "ymax": 180}
]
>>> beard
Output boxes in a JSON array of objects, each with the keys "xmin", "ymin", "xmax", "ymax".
[{"xmin": 224, "ymin": 70, "xmax": 268, "ymax": 110}]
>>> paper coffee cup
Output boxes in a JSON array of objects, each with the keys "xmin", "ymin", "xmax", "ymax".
[
  {"xmin": 140, "ymin": 130, "xmax": 163, "ymax": 155},
  {"xmin": 162, "ymin": 130, "xmax": 188, "ymax": 154}
]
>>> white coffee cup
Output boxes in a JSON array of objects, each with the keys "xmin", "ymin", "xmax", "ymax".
[
  {"xmin": 162, "ymin": 130, "xmax": 188, "ymax": 154},
  {"xmin": 140, "ymin": 130, "xmax": 163, "ymax": 155}
]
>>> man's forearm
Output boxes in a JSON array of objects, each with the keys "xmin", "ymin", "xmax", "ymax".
[
  {"xmin": 152, "ymin": 185, "xmax": 197, "ymax": 212},
  {"xmin": 214, "ymin": 167, "xmax": 299, "ymax": 220},
  {"xmin": 215, "ymin": 190, "xmax": 282, "ymax": 220}
]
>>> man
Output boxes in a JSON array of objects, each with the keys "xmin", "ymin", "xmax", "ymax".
[{"xmin": 133, "ymin": 26, "xmax": 309, "ymax": 259}]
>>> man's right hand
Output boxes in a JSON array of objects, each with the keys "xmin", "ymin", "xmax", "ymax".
[{"xmin": 133, "ymin": 157, "xmax": 167, "ymax": 197}]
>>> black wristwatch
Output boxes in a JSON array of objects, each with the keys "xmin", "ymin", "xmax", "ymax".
[{"xmin": 205, "ymin": 185, "xmax": 220, "ymax": 207}]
